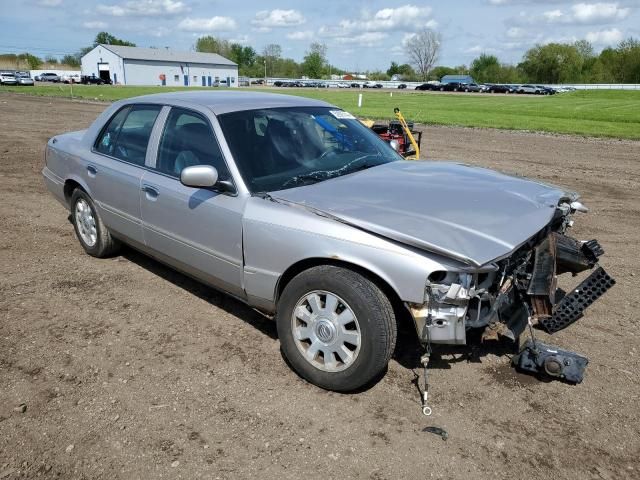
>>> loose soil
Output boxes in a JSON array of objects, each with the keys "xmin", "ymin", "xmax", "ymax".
[{"xmin": 1, "ymin": 94, "xmax": 638, "ymax": 479}]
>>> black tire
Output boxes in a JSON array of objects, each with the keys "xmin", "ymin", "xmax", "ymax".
[
  {"xmin": 277, "ymin": 265, "xmax": 397, "ymax": 392},
  {"xmin": 70, "ymin": 189, "xmax": 120, "ymax": 258}
]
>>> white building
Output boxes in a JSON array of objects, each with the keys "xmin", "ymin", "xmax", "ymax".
[{"xmin": 81, "ymin": 45, "xmax": 238, "ymax": 87}]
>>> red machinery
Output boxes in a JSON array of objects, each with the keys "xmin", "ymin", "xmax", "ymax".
[{"xmin": 370, "ymin": 108, "xmax": 422, "ymax": 159}]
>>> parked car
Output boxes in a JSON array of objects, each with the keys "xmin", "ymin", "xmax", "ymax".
[
  {"xmin": 350, "ymin": 82, "xmax": 361, "ymax": 88},
  {"xmin": 42, "ymin": 91, "xmax": 612, "ymax": 392},
  {"xmin": 415, "ymin": 83, "xmax": 438, "ymax": 91},
  {"xmin": 461, "ymin": 83, "xmax": 482, "ymax": 92},
  {"xmin": 439, "ymin": 82, "xmax": 463, "ymax": 92},
  {"xmin": 397, "ymin": 83, "xmax": 407, "ymax": 89},
  {"xmin": 36, "ymin": 72, "xmax": 61, "ymax": 82},
  {"xmin": 15, "ymin": 71, "xmax": 34, "ymax": 86},
  {"xmin": 363, "ymin": 82, "xmax": 383, "ymax": 88},
  {"xmin": 81, "ymin": 75, "xmax": 111, "ymax": 85},
  {"xmin": 536, "ymin": 85, "xmax": 557, "ymax": 95},
  {"xmin": 62, "ymin": 73, "xmax": 81, "ymax": 84},
  {"xmin": 485, "ymin": 84, "xmax": 511, "ymax": 94},
  {"xmin": 518, "ymin": 84, "xmax": 543, "ymax": 94},
  {"xmin": 250, "ymin": 79, "xmax": 265, "ymax": 85},
  {"xmin": 337, "ymin": 83, "xmax": 351, "ymax": 88},
  {"xmin": 0, "ymin": 71, "xmax": 18, "ymax": 85}
]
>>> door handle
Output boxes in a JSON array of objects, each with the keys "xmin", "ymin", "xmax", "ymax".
[
  {"xmin": 87, "ymin": 165, "xmax": 98, "ymax": 177},
  {"xmin": 141, "ymin": 185, "xmax": 159, "ymax": 199}
]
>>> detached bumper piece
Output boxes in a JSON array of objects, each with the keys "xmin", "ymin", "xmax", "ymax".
[
  {"xmin": 513, "ymin": 339, "xmax": 588, "ymax": 384},
  {"xmin": 539, "ymin": 267, "xmax": 616, "ymax": 334}
]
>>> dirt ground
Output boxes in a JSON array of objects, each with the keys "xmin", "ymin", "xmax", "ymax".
[{"xmin": 0, "ymin": 93, "xmax": 638, "ymax": 480}]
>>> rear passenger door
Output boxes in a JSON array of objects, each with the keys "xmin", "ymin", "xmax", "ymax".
[
  {"xmin": 139, "ymin": 107, "xmax": 244, "ymax": 296},
  {"xmin": 88, "ymin": 104, "xmax": 162, "ymax": 245}
]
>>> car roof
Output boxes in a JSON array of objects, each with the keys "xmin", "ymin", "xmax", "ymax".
[{"xmin": 119, "ymin": 91, "xmax": 335, "ymax": 115}]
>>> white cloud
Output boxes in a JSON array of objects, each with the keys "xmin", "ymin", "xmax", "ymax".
[
  {"xmin": 334, "ymin": 32, "xmax": 389, "ymax": 47},
  {"xmin": 228, "ymin": 34, "xmax": 250, "ymax": 45},
  {"xmin": 97, "ymin": 0, "xmax": 188, "ymax": 17},
  {"xmin": 319, "ymin": 4, "xmax": 436, "ymax": 40},
  {"xmin": 286, "ymin": 30, "xmax": 314, "ymax": 41},
  {"xmin": 177, "ymin": 16, "xmax": 237, "ymax": 32},
  {"xmin": 572, "ymin": 2, "xmax": 630, "ymax": 23},
  {"xmin": 542, "ymin": 2, "xmax": 631, "ymax": 25},
  {"xmin": 37, "ymin": 0, "xmax": 62, "ymax": 6},
  {"xmin": 82, "ymin": 20, "xmax": 108, "ymax": 29},
  {"xmin": 543, "ymin": 9, "xmax": 564, "ymax": 22},
  {"xmin": 360, "ymin": 5, "xmax": 433, "ymax": 31},
  {"xmin": 585, "ymin": 27, "xmax": 623, "ymax": 44},
  {"xmin": 464, "ymin": 45, "xmax": 498, "ymax": 54},
  {"xmin": 252, "ymin": 9, "xmax": 306, "ymax": 29}
]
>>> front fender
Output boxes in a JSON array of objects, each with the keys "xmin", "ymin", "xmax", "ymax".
[{"xmin": 242, "ymin": 197, "xmax": 465, "ymax": 311}]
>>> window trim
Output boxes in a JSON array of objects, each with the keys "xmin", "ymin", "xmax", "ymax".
[
  {"xmin": 91, "ymin": 103, "xmax": 163, "ymax": 168},
  {"xmin": 147, "ymin": 105, "xmax": 238, "ymax": 196}
]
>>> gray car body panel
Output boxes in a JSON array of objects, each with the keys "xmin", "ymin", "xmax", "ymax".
[
  {"xmin": 272, "ymin": 161, "xmax": 575, "ymax": 267},
  {"xmin": 42, "ymin": 91, "xmax": 571, "ymax": 316}
]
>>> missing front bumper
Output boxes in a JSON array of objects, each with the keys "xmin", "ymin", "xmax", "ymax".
[{"xmin": 538, "ymin": 266, "xmax": 616, "ymax": 334}]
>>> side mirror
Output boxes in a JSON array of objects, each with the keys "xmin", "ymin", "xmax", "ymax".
[
  {"xmin": 180, "ymin": 165, "xmax": 218, "ymax": 188},
  {"xmin": 389, "ymin": 139, "xmax": 400, "ymax": 152}
]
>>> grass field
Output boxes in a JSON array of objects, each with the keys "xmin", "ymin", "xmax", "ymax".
[{"xmin": 2, "ymin": 84, "xmax": 639, "ymax": 139}]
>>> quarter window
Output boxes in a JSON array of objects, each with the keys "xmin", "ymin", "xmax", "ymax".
[
  {"xmin": 156, "ymin": 107, "xmax": 229, "ymax": 180},
  {"xmin": 95, "ymin": 105, "xmax": 161, "ymax": 165}
]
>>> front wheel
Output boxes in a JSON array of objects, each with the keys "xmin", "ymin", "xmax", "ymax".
[
  {"xmin": 277, "ymin": 266, "xmax": 397, "ymax": 392},
  {"xmin": 71, "ymin": 189, "xmax": 120, "ymax": 258}
]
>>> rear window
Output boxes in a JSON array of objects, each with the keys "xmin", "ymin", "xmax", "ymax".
[{"xmin": 95, "ymin": 105, "xmax": 161, "ymax": 165}]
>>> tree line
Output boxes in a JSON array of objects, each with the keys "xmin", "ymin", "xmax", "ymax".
[
  {"xmin": 188, "ymin": 30, "xmax": 640, "ymax": 84},
  {"xmin": 2, "ymin": 30, "xmax": 639, "ymax": 84}
]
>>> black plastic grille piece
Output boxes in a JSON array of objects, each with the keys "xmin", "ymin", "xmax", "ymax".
[{"xmin": 539, "ymin": 267, "xmax": 615, "ymax": 334}]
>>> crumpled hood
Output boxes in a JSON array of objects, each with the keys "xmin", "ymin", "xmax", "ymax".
[{"xmin": 272, "ymin": 161, "xmax": 575, "ymax": 267}]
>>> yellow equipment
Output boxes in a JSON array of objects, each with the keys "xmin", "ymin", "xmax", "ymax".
[{"xmin": 393, "ymin": 108, "xmax": 421, "ymax": 159}]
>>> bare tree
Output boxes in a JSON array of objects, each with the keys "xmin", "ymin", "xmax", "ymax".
[
  {"xmin": 262, "ymin": 44, "xmax": 282, "ymax": 60},
  {"xmin": 405, "ymin": 28, "xmax": 441, "ymax": 80}
]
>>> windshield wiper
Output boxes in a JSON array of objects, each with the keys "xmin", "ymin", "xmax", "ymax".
[
  {"xmin": 281, "ymin": 171, "xmax": 332, "ymax": 188},
  {"xmin": 343, "ymin": 161, "xmax": 376, "ymax": 175},
  {"xmin": 281, "ymin": 155, "xmax": 381, "ymax": 189}
]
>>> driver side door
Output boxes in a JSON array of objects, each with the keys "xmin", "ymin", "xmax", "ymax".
[{"xmin": 140, "ymin": 106, "xmax": 245, "ymax": 296}]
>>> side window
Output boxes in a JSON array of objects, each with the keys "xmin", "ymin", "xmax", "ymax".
[
  {"xmin": 95, "ymin": 105, "xmax": 161, "ymax": 165},
  {"xmin": 156, "ymin": 108, "xmax": 230, "ymax": 180},
  {"xmin": 95, "ymin": 107, "xmax": 130, "ymax": 157}
]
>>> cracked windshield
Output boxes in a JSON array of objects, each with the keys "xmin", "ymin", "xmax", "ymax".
[{"xmin": 219, "ymin": 106, "xmax": 402, "ymax": 192}]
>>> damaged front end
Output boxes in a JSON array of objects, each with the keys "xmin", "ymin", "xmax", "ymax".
[{"xmin": 408, "ymin": 200, "xmax": 616, "ymax": 360}]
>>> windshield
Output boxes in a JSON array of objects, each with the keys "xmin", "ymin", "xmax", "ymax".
[{"xmin": 218, "ymin": 106, "xmax": 402, "ymax": 193}]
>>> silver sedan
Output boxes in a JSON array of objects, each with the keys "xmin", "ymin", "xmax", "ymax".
[{"xmin": 42, "ymin": 91, "xmax": 612, "ymax": 391}]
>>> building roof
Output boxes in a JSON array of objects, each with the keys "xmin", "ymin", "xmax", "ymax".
[
  {"xmin": 97, "ymin": 45, "xmax": 237, "ymax": 67},
  {"xmin": 114, "ymin": 91, "xmax": 333, "ymax": 115}
]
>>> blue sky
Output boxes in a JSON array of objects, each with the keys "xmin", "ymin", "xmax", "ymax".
[{"xmin": 1, "ymin": 1, "xmax": 639, "ymax": 70}]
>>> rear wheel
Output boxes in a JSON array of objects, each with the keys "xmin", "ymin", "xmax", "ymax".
[
  {"xmin": 277, "ymin": 266, "xmax": 397, "ymax": 392},
  {"xmin": 71, "ymin": 189, "xmax": 120, "ymax": 258}
]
